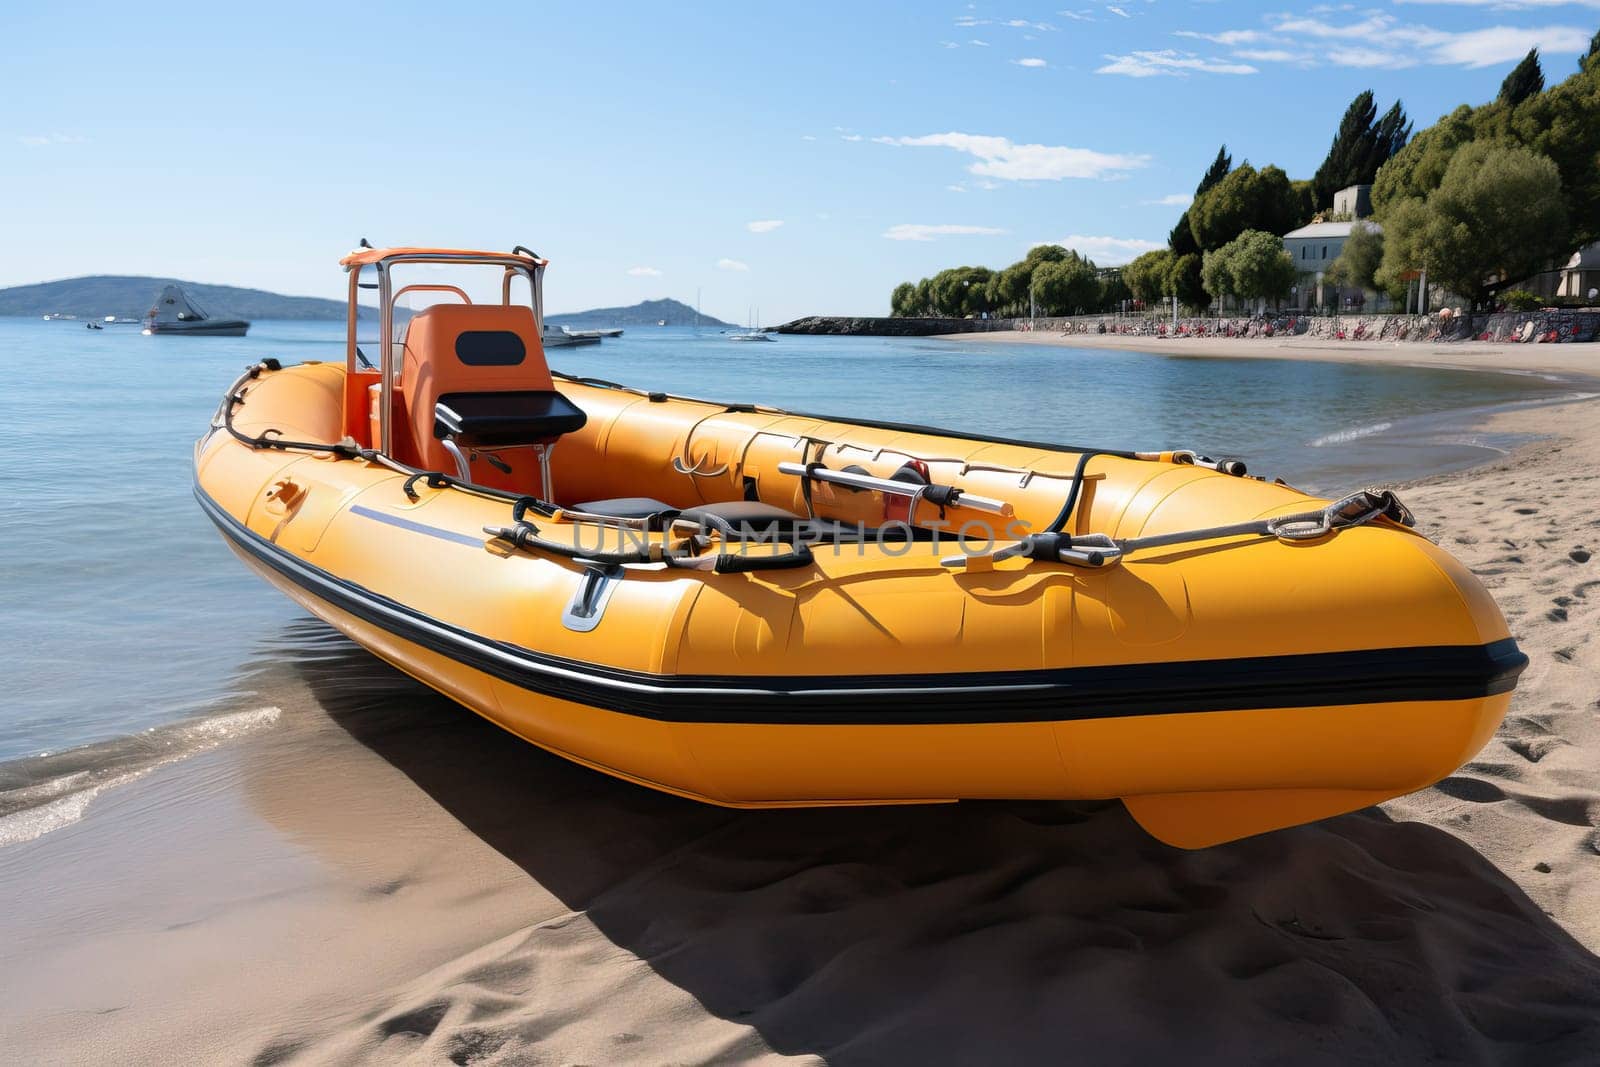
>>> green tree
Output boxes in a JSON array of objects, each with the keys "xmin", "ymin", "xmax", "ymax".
[
  {"xmin": 1196, "ymin": 145, "xmax": 1232, "ymax": 197},
  {"xmin": 1376, "ymin": 142, "xmax": 1568, "ymax": 307},
  {"xmin": 913, "ymin": 278, "xmax": 932, "ymax": 315},
  {"xmin": 1123, "ymin": 249, "xmax": 1173, "ymax": 305},
  {"xmin": 1030, "ymin": 256, "xmax": 1098, "ymax": 315},
  {"xmin": 1375, "ymin": 59, "xmax": 1600, "ymax": 248},
  {"xmin": 1324, "ymin": 222, "xmax": 1384, "ymax": 292},
  {"xmin": 1200, "ymin": 247, "xmax": 1237, "ymax": 306},
  {"xmin": 1373, "ymin": 198, "xmax": 1430, "ymax": 302},
  {"xmin": 1312, "ymin": 93, "xmax": 1412, "ymax": 210},
  {"xmin": 1585, "ymin": 28, "xmax": 1599, "ymax": 72},
  {"xmin": 1167, "ymin": 253, "xmax": 1209, "ymax": 311},
  {"xmin": 1097, "ymin": 270, "xmax": 1132, "ymax": 311},
  {"xmin": 1189, "ymin": 163, "xmax": 1305, "ymax": 251},
  {"xmin": 927, "ymin": 266, "xmax": 996, "ymax": 316},
  {"xmin": 1201, "ymin": 230, "xmax": 1295, "ymax": 307},
  {"xmin": 889, "ymin": 282, "xmax": 917, "ymax": 317},
  {"xmin": 1499, "ymin": 48, "xmax": 1545, "ymax": 105},
  {"xmin": 1170, "ymin": 145, "xmax": 1234, "ymax": 257}
]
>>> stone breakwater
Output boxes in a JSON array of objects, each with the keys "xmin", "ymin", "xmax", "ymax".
[{"xmin": 781, "ymin": 311, "xmax": 1600, "ymax": 343}]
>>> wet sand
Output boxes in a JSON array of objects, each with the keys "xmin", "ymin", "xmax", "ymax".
[{"xmin": 2, "ymin": 340, "xmax": 1597, "ymax": 1064}]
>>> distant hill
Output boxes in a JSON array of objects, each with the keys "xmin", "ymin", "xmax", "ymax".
[
  {"xmin": 546, "ymin": 297, "xmax": 731, "ymax": 328},
  {"xmin": 4, "ymin": 279, "xmax": 734, "ymax": 329},
  {"xmin": 0, "ymin": 275, "xmax": 353, "ymax": 321}
]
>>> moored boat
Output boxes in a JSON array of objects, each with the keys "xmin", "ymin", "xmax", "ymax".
[
  {"xmin": 194, "ymin": 245, "xmax": 1526, "ymax": 847},
  {"xmin": 145, "ymin": 284, "xmax": 250, "ymax": 336}
]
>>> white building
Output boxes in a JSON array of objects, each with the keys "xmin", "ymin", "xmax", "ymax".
[{"xmin": 1281, "ymin": 219, "xmax": 1384, "ymax": 311}]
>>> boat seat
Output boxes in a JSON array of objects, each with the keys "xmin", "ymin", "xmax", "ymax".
[
  {"xmin": 400, "ymin": 303, "xmax": 586, "ymax": 497},
  {"xmin": 434, "ymin": 391, "xmax": 587, "ymax": 446}
]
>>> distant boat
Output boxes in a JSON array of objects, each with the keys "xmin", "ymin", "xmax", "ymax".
[
  {"xmin": 657, "ymin": 319, "xmax": 667, "ymax": 326},
  {"xmin": 143, "ymin": 284, "xmax": 249, "ymax": 336},
  {"xmin": 86, "ymin": 321, "xmax": 103, "ymax": 330},
  {"xmin": 540, "ymin": 325, "xmax": 602, "ymax": 349},
  {"xmin": 728, "ymin": 306, "xmax": 774, "ymax": 343}
]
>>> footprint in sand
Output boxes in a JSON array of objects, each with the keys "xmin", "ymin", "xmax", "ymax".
[
  {"xmin": 1435, "ymin": 776, "xmax": 1505, "ymax": 803},
  {"xmin": 1571, "ymin": 548, "xmax": 1592, "ymax": 563},
  {"xmin": 1504, "ymin": 719, "xmax": 1572, "ymax": 764}
]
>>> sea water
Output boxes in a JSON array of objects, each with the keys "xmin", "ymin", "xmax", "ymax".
[{"xmin": 0, "ymin": 317, "xmax": 1578, "ymax": 822}]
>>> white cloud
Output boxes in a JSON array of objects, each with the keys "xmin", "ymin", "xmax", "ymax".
[
  {"xmin": 883, "ymin": 224, "xmax": 1007, "ymax": 241},
  {"xmin": 947, "ymin": 184, "xmax": 968, "ymax": 192},
  {"xmin": 942, "ymin": 40, "xmax": 961, "ymax": 48},
  {"xmin": 1013, "ymin": 57, "xmax": 1049, "ymax": 67},
  {"xmin": 1181, "ymin": 13, "xmax": 1593, "ymax": 70},
  {"xmin": 1106, "ymin": 4, "xmax": 1132, "ymax": 16},
  {"xmin": 970, "ymin": 38, "xmax": 991, "ymax": 45},
  {"xmin": 800, "ymin": 134, "xmax": 817, "ymax": 141},
  {"xmin": 1173, "ymin": 29, "xmax": 1265, "ymax": 45},
  {"xmin": 1046, "ymin": 234, "xmax": 1165, "ymax": 265},
  {"xmin": 626, "ymin": 266, "xmax": 662, "ymax": 277},
  {"xmin": 883, "ymin": 131, "xmax": 1148, "ymax": 180},
  {"xmin": 717, "ymin": 258, "xmax": 750, "ymax": 272},
  {"xmin": 1097, "ymin": 50, "xmax": 1258, "ymax": 76},
  {"xmin": 1429, "ymin": 24, "xmax": 1589, "ymax": 65},
  {"xmin": 1232, "ymin": 48, "xmax": 1307, "ymax": 63},
  {"xmin": 1144, "ymin": 193, "xmax": 1193, "ymax": 207},
  {"xmin": 18, "ymin": 132, "xmax": 86, "ymax": 146},
  {"xmin": 1396, "ymin": 0, "xmax": 1600, "ymax": 8},
  {"xmin": 746, "ymin": 219, "xmax": 784, "ymax": 233},
  {"xmin": 1004, "ymin": 18, "xmax": 1055, "ymax": 29},
  {"xmin": 1059, "ymin": 9, "xmax": 1095, "ymax": 21},
  {"xmin": 841, "ymin": 133, "xmax": 864, "ymax": 142}
]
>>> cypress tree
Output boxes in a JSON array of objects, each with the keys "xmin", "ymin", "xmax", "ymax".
[
  {"xmin": 1195, "ymin": 145, "xmax": 1232, "ymax": 197},
  {"xmin": 1313, "ymin": 92, "xmax": 1376, "ymax": 209},
  {"xmin": 1367, "ymin": 102, "xmax": 1412, "ymax": 180},
  {"xmin": 1169, "ymin": 146, "xmax": 1231, "ymax": 257},
  {"xmin": 1312, "ymin": 92, "xmax": 1411, "ymax": 211},
  {"xmin": 1498, "ymin": 48, "xmax": 1544, "ymax": 105},
  {"xmin": 1583, "ymin": 28, "xmax": 1599, "ymax": 72}
]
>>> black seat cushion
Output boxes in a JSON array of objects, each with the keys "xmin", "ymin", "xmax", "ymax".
[
  {"xmin": 679, "ymin": 501, "xmax": 807, "ymax": 536},
  {"xmin": 573, "ymin": 497, "xmax": 678, "ymax": 521},
  {"xmin": 434, "ymin": 391, "xmax": 587, "ymax": 445}
]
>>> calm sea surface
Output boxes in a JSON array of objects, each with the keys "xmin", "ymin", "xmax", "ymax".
[{"xmin": 0, "ymin": 317, "xmax": 1575, "ymax": 771}]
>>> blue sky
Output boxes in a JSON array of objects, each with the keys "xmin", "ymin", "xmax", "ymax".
[{"xmin": 5, "ymin": 1, "xmax": 1594, "ymax": 321}]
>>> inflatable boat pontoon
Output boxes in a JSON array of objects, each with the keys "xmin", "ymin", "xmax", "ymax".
[{"xmin": 194, "ymin": 245, "xmax": 1526, "ymax": 847}]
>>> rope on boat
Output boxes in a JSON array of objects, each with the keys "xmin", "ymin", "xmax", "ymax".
[
  {"xmin": 946, "ymin": 489, "xmax": 1415, "ymax": 570},
  {"xmin": 219, "ymin": 359, "xmax": 1365, "ymax": 577},
  {"xmin": 215, "ymin": 360, "xmax": 561, "ymax": 520}
]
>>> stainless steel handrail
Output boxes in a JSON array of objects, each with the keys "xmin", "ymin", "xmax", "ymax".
[{"xmin": 776, "ymin": 462, "xmax": 1012, "ymax": 515}]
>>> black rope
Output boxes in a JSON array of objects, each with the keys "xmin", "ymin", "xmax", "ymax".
[{"xmin": 1043, "ymin": 451, "xmax": 1108, "ymax": 534}]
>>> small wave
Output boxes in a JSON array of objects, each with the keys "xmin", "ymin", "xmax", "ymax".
[
  {"xmin": 0, "ymin": 705, "xmax": 281, "ymax": 848},
  {"xmin": 1309, "ymin": 421, "xmax": 1393, "ymax": 448}
]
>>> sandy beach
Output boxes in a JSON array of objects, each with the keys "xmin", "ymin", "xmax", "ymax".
[{"xmin": 3, "ymin": 337, "xmax": 1597, "ymax": 1064}]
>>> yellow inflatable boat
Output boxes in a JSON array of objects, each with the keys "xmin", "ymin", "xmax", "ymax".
[{"xmin": 194, "ymin": 246, "xmax": 1526, "ymax": 847}]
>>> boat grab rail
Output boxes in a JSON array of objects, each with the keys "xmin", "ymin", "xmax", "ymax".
[{"xmin": 777, "ymin": 461, "xmax": 1012, "ymax": 516}]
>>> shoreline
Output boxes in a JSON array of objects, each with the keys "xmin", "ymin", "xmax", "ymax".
[
  {"xmin": 2, "ymin": 344, "xmax": 1597, "ymax": 1061},
  {"xmin": 939, "ymin": 327, "xmax": 1600, "ymax": 381}
]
